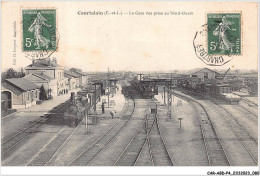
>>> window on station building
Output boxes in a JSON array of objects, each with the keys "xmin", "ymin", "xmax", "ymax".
[{"xmin": 204, "ymin": 72, "xmax": 208, "ymax": 79}]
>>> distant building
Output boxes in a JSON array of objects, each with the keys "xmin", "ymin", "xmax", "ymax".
[
  {"xmin": 64, "ymin": 70, "xmax": 80, "ymax": 90},
  {"xmin": 69, "ymin": 68, "xmax": 88, "ymax": 86},
  {"xmin": 2, "ymin": 78, "xmax": 40, "ymax": 109},
  {"xmin": 241, "ymin": 74, "xmax": 258, "ymax": 85},
  {"xmin": 223, "ymin": 74, "xmax": 240, "ymax": 82},
  {"xmin": 190, "ymin": 68, "xmax": 220, "ymax": 84}
]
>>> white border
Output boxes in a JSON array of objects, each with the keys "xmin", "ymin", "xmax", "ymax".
[
  {"xmin": 0, "ymin": 1, "xmax": 259, "ymax": 176},
  {"xmin": 1, "ymin": 166, "xmax": 260, "ymax": 176}
]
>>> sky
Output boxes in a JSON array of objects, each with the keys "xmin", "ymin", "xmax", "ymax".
[{"xmin": 2, "ymin": 1, "xmax": 258, "ymax": 72}]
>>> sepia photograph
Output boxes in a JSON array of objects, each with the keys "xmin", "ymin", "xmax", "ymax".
[{"xmin": 1, "ymin": 1, "xmax": 259, "ymax": 175}]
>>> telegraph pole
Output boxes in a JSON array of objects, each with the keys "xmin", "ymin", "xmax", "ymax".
[
  {"xmin": 94, "ymin": 84, "xmax": 96, "ymax": 113},
  {"xmin": 85, "ymin": 96, "xmax": 89, "ymax": 134},
  {"xmin": 107, "ymin": 67, "xmax": 110, "ymax": 107},
  {"xmin": 163, "ymin": 86, "xmax": 166, "ymax": 105},
  {"xmin": 167, "ymin": 82, "xmax": 172, "ymax": 118},
  {"xmin": 94, "ymin": 84, "xmax": 97, "ymax": 125}
]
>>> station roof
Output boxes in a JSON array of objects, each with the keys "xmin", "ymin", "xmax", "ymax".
[
  {"xmin": 24, "ymin": 73, "xmax": 54, "ymax": 82},
  {"xmin": 64, "ymin": 74, "xmax": 73, "ymax": 79},
  {"xmin": 190, "ymin": 68, "xmax": 220, "ymax": 75},
  {"xmin": 36, "ymin": 73, "xmax": 53, "ymax": 80},
  {"xmin": 5, "ymin": 78, "xmax": 39, "ymax": 91},
  {"xmin": 69, "ymin": 68, "xmax": 88, "ymax": 76},
  {"xmin": 25, "ymin": 59, "xmax": 63, "ymax": 69},
  {"xmin": 140, "ymin": 78, "xmax": 173, "ymax": 83},
  {"xmin": 64, "ymin": 70, "xmax": 81, "ymax": 78}
]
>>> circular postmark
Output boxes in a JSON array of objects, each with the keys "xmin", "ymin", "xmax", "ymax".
[
  {"xmin": 24, "ymin": 29, "xmax": 60, "ymax": 61},
  {"xmin": 193, "ymin": 24, "xmax": 233, "ymax": 66}
]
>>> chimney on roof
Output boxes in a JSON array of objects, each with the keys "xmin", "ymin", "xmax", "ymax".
[
  {"xmin": 52, "ymin": 57, "xmax": 57, "ymax": 64},
  {"xmin": 47, "ymin": 58, "xmax": 51, "ymax": 66}
]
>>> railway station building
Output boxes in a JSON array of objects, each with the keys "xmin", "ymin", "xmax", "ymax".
[
  {"xmin": 25, "ymin": 58, "xmax": 68, "ymax": 98},
  {"xmin": 1, "ymin": 78, "xmax": 40, "ymax": 109},
  {"xmin": 23, "ymin": 73, "xmax": 58, "ymax": 100}
]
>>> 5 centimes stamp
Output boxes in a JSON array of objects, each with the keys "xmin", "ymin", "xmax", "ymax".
[
  {"xmin": 22, "ymin": 9, "xmax": 56, "ymax": 51},
  {"xmin": 207, "ymin": 13, "xmax": 241, "ymax": 55},
  {"xmin": 193, "ymin": 24, "xmax": 233, "ymax": 66}
]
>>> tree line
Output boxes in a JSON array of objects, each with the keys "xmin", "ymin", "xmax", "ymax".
[{"xmin": 1, "ymin": 68, "xmax": 25, "ymax": 81}]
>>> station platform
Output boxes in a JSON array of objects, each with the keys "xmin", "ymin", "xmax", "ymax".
[{"xmin": 95, "ymin": 83, "xmax": 126, "ymax": 119}]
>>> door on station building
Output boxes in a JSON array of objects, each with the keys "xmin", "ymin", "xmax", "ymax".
[{"xmin": 1, "ymin": 91, "xmax": 12, "ymax": 109}]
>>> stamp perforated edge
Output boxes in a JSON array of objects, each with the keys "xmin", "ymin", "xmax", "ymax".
[
  {"xmin": 20, "ymin": 6, "xmax": 59, "ymax": 53},
  {"xmin": 205, "ymin": 11, "xmax": 243, "ymax": 57}
]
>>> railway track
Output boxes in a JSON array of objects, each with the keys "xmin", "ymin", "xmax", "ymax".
[
  {"xmin": 26, "ymin": 123, "xmax": 80, "ymax": 166},
  {"xmin": 114, "ymin": 114, "xmax": 156, "ymax": 166},
  {"xmin": 149, "ymin": 114, "xmax": 174, "ymax": 166},
  {"xmin": 242, "ymin": 98, "xmax": 258, "ymax": 107},
  {"xmin": 172, "ymin": 92, "xmax": 230, "ymax": 166},
  {"xmin": 175, "ymin": 90, "xmax": 258, "ymax": 165},
  {"xmin": 209, "ymin": 102, "xmax": 258, "ymax": 165},
  {"xmin": 134, "ymin": 115, "xmax": 155, "ymax": 166},
  {"xmin": 68, "ymin": 85, "xmax": 136, "ymax": 166},
  {"xmin": 210, "ymin": 98, "xmax": 257, "ymax": 120},
  {"xmin": 201, "ymin": 96, "xmax": 258, "ymax": 165},
  {"xmin": 113, "ymin": 119, "xmax": 148, "ymax": 166},
  {"xmin": 1, "ymin": 101, "xmax": 70, "ymax": 160},
  {"xmin": 239, "ymin": 100, "xmax": 258, "ymax": 117},
  {"xmin": 237, "ymin": 105, "xmax": 257, "ymax": 118},
  {"xmin": 114, "ymin": 97, "xmax": 173, "ymax": 166}
]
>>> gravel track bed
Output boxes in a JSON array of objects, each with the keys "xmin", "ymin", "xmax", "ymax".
[
  {"xmin": 87, "ymin": 99, "xmax": 150, "ymax": 166},
  {"xmin": 190, "ymin": 102, "xmax": 230, "ymax": 166},
  {"xmin": 174, "ymin": 90, "xmax": 258, "ymax": 166},
  {"xmin": 157, "ymin": 98, "xmax": 209, "ymax": 166},
  {"xmin": 46, "ymin": 97, "xmax": 131, "ymax": 166},
  {"xmin": 115, "ymin": 113, "xmax": 156, "ymax": 166},
  {"xmin": 205, "ymin": 102, "xmax": 258, "ymax": 164},
  {"xmin": 68, "ymin": 100, "xmax": 135, "ymax": 166},
  {"xmin": 239, "ymin": 101, "xmax": 258, "ymax": 117},
  {"xmin": 69, "ymin": 119, "xmax": 133, "ymax": 166},
  {"xmin": 27, "ymin": 126, "xmax": 77, "ymax": 166},
  {"xmin": 1, "ymin": 102, "xmax": 70, "ymax": 162},
  {"xmin": 220, "ymin": 104, "xmax": 257, "ymax": 140},
  {"xmin": 134, "ymin": 139, "xmax": 153, "ymax": 166},
  {"xmin": 114, "ymin": 121, "xmax": 147, "ymax": 166},
  {"xmin": 45, "ymin": 118, "xmax": 119, "ymax": 166},
  {"xmin": 198, "ymin": 100, "xmax": 258, "ymax": 165},
  {"xmin": 171, "ymin": 93, "xmax": 229, "ymax": 166},
  {"xmin": 68, "ymin": 85, "xmax": 138, "ymax": 166},
  {"xmin": 1, "ymin": 125, "xmax": 65, "ymax": 166},
  {"xmin": 87, "ymin": 119, "xmax": 145, "ymax": 166},
  {"xmin": 149, "ymin": 115, "xmax": 173, "ymax": 166}
]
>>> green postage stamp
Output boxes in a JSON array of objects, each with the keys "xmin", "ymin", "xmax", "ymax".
[
  {"xmin": 207, "ymin": 13, "xmax": 241, "ymax": 55},
  {"xmin": 22, "ymin": 9, "xmax": 56, "ymax": 51}
]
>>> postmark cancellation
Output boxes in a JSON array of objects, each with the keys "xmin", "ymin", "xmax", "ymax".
[
  {"xmin": 193, "ymin": 12, "xmax": 242, "ymax": 66},
  {"xmin": 207, "ymin": 13, "xmax": 241, "ymax": 56}
]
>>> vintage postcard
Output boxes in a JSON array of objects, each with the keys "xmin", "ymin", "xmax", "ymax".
[{"xmin": 1, "ymin": 1, "xmax": 258, "ymax": 175}]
